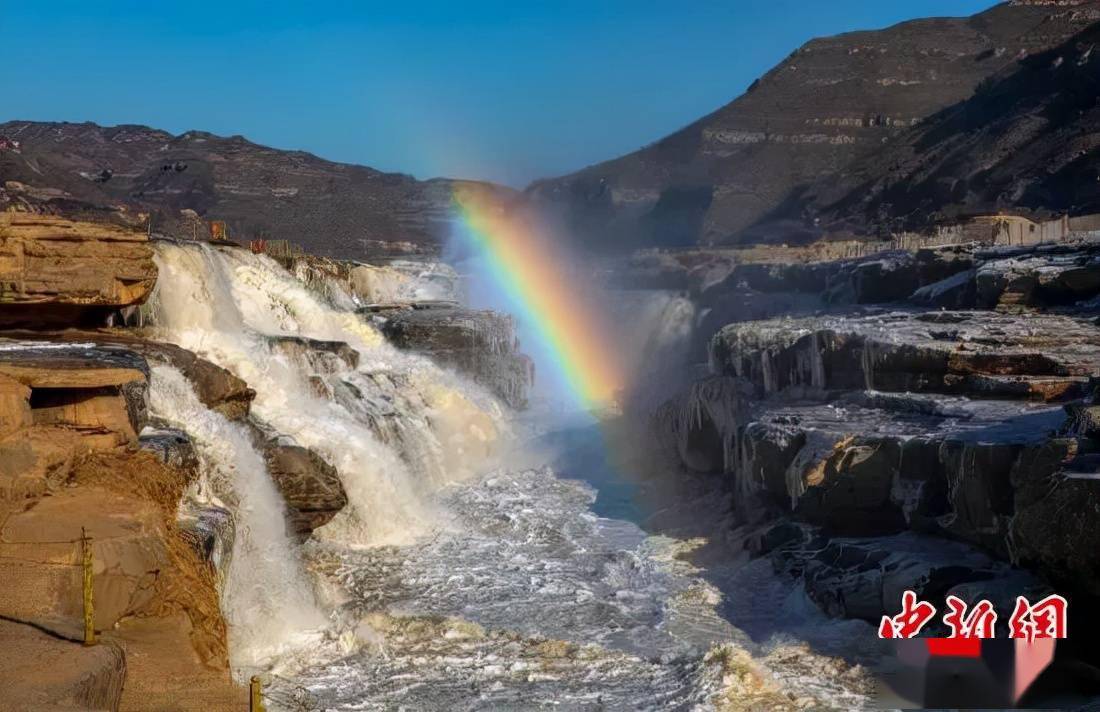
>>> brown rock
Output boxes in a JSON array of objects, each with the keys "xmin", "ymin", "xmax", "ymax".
[
  {"xmin": 0, "ymin": 618, "xmax": 126, "ymax": 711},
  {"xmin": 0, "ymin": 373, "xmax": 30, "ymax": 438},
  {"xmin": 0, "ymin": 486, "xmax": 171, "ymax": 637},
  {"xmin": 131, "ymin": 341, "xmax": 255, "ymax": 420},
  {"xmin": 0, "ymin": 214, "xmax": 156, "ymax": 326},
  {"xmin": 0, "ymin": 343, "xmax": 149, "ymax": 449},
  {"xmin": 261, "ymin": 439, "xmax": 347, "ymax": 536}
]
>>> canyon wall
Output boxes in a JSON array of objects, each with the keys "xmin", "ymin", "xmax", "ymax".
[{"xmin": 645, "ymin": 237, "xmax": 1100, "ymax": 649}]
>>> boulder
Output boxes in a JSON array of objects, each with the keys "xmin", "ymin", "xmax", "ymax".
[
  {"xmin": 247, "ymin": 423, "xmax": 347, "ymax": 536},
  {"xmin": 0, "ymin": 214, "xmax": 156, "ymax": 327},
  {"xmin": 131, "ymin": 341, "xmax": 254, "ymax": 420},
  {"xmin": 264, "ymin": 441, "xmax": 347, "ymax": 536}
]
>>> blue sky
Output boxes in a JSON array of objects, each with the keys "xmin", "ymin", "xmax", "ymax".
[{"xmin": 3, "ymin": 1, "xmax": 994, "ymax": 186}]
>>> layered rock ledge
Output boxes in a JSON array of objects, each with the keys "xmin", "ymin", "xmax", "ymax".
[
  {"xmin": 0, "ymin": 215, "xmax": 156, "ymax": 327},
  {"xmin": 371, "ymin": 302, "xmax": 534, "ymax": 408},
  {"xmin": 647, "ymin": 237, "xmax": 1100, "ymax": 649}
]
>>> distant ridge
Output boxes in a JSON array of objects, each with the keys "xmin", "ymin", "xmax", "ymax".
[
  {"xmin": 526, "ymin": 1, "xmax": 1100, "ymax": 250},
  {"xmin": 0, "ymin": 121, "xmax": 514, "ymax": 260}
]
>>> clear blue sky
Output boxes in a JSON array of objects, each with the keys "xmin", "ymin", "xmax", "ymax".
[{"xmin": 3, "ymin": 1, "xmax": 995, "ymax": 187}]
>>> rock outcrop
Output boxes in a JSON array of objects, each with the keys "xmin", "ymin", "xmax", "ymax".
[
  {"xmin": 0, "ymin": 339, "xmax": 235, "ymax": 709},
  {"xmin": 132, "ymin": 341, "xmax": 255, "ymax": 420},
  {"xmin": 249, "ymin": 422, "xmax": 347, "ymax": 537},
  {"xmin": 374, "ymin": 303, "xmax": 534, "ymax": 408},
  {"xmin": 649, "ymin": 236, "xmax": 1100, "ymax": 635},
  {"xmin": 0, "ymin": 214, "xmax": 156, "ymax": 327}
]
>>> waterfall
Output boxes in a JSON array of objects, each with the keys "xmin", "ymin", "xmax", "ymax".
[
  {"xmin": 612, "ymin": 290, "xmax": 699, "ymax": 411},
  {"xmin": 146, "ymin": 242, "xmax": 504, "ymax": 546},
  {"xmin": 148, "ymin": 364, "xmax": 325, "ymax": 670}
]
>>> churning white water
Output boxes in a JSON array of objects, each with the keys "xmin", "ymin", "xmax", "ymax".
[
  {"xmin": 148, "ymin": 363, "xmax": 326, "ymax": 670},
  {"xmin": 141, "ymin": 241, "xmax": 876, "ymax": 709},
  {"xmin": 147, "ymin": 242, "xmax": 503, "ymax": 546}
]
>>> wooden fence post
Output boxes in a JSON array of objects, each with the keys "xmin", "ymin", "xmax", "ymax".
[
  {"xmin": 81, "ymin": 527, "xmax": 95, "ymax": 646},
  {"xmin": 250, "ymin": 675, "xmax": 265, "ymax": 712}
]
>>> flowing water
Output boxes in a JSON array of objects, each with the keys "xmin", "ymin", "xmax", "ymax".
[
  {"xmin": 143, "ymin": 241, "xmax": 877, "ymax": 709},
  {"xmin": 148, "ymin": 364, "xmax": 327, "ymax": 669}
]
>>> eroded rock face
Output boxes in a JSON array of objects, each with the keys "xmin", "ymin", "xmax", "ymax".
[
  {"xmin": 0, "ymin": 342, "xmax": 152, "ymax": 499},
  {"xmin": 649, "ymin": 238, "xmax": 1100, "ymax": 632},
  {"xmin": 132, "ymin": 341, "xmax": 255, "ymax": 420},
  {"xmin": 375, "ymin": 303, "xmax": 534, "ymax": 409},
  {"xmin": 974, "ymin": 242, "xmax": 1100, "ymax": 310},
  {"xmin": 758, "ymin": 525, "xmax": 1049, "ymax": 626},
  {"xmin": 711, "ymin": 311, "xmax": 1099, "ymax": 402},
  {"xmin": 727, "ymin": 395, "xmax": 1076, "ymax": 563},
  {"xmin": 262, "ymin": 438, "xmax": 347, "ymax": 536},
  {"xmin": 0, "ymin": 214, "xmax": 156, "ymax": 327}
]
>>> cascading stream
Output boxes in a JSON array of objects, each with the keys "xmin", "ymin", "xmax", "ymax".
[
  {"xmin": 140, "ymin": 240, "xmax": 875, "ymax": 709},
  {"xmin": 148, "ymin": 363, "xmax": 326, "ymax": 671},
  {"xmin": 146, "ymin": 242, "xmax": 503, "ymax": 546}
]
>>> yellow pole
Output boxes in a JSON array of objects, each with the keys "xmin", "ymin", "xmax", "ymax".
[
  {"xmin": 81, "ymin": 527, "xmax": 95, "ymax": 646},
  {"xmin": 249, "ymin": 675, "xmax": 265, "ymax": 712}
]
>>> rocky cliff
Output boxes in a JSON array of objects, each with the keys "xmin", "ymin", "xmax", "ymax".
[
  {"xmin": 781, "ymin": 17, "xmax": 1100, "ymax": 236},
  {"xmin": 528, "ymin": 0, "xmax": 1100, "ymax": 250},
  {"xmin": 0, "ymin": 121, "xmax": 515, "ymax": 260},
  {"xmin": 646, "ymin": 235, "xmax": 1100, "ymax": 672},
  {"xmin": 0, "ymin": 221, "xmax": 249, "ymax": 709}
]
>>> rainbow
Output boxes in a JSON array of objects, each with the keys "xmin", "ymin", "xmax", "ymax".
[{"xmin": 453, "ymin": 185, "xmax": 623, "ymax": 408}]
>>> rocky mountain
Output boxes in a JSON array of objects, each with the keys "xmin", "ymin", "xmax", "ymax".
[
  {"xmin": 786, "ymin": 15, "xmax": 1100, "ymax": 236},
  {"xmin": 0, "ymin": 121, "xmax": 513, "ymax": 259},
  {"xmin": 528, "ymin": 0, "xmax": 1100, "ymax": 250}
]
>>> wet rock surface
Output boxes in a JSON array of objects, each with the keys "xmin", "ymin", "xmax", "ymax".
[
  {"xmin": 711, "ymin": 310, "xmax": 1099, "ymax": 401},
  {"xmin": 374, "ymin": 302, "xmax": 534, "ymax": 408},
  {"xmin": 259, "ymin": 433, "xmax": 347, "ymax": 537}
]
